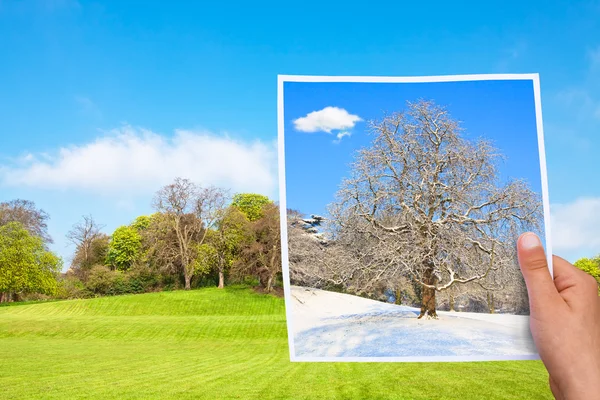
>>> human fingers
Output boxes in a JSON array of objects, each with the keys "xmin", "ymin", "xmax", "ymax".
[
  {"xmin": 549, "ymin": 375, "xmax": 563, "ymax": 400},
  {"xmin": 517, "ymin": 233, "xmax": 562, "ymax": 316},
  {"xmin": 552, "ymin": 255, "xmax": 600, "ymax": 310}
]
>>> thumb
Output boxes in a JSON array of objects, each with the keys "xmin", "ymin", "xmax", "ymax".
[{"xmin": 517, "ymin": 232, "xmax": 560, "ymax": 315}]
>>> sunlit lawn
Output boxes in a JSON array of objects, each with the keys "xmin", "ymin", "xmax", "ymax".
[{"xmin": 0, "ymin": 286, "xmax": 552, "ymax": 399}]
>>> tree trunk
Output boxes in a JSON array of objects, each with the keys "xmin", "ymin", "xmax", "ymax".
[
  {"xmin": 449, "ymin": 292, "xmax": 455, "ymax": 312},
  {"xmin": 218, "ymin": 270, "xmax": 224, "ymax": 289},
  {"xmin": 418, "ymin": 267, "xmax": 438, "ymax": 319},
  {"xmin": 0, "ymin": 292, "xmax": 5, "ymax": 303},
  {"xmin": 395, "ymin": 287, "xmax": 402, "ymax": 305},
  {"xmin": 487, "ymin": 291, "xmax": 495, "ymax": 314},
  {"xmin": 266, "ymin": 275, "xmax": 273, "ymax": 292},
  {"xmin": 184, "ymin": 272, "xmax": 191, "ymax": 290}
]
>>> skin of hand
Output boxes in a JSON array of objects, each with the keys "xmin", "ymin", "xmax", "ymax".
[{"xmin": 517, "ymin": 232, "xmax": 600, "ymax": 400}]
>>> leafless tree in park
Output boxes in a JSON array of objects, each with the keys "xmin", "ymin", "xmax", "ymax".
[
  {"xmin": 152, "ymin": 177, "xmax": 228, "ymax": 290},
  {"xmin": 66, "ymin": 214, "xmax": 105, "ymax": 269},
  {"xmin": 0, "ymin": 199, "xmax": 53, "ymax": 244},
  {"xmin": 326, "ymin": 100, "xmax": 543, "ymax": 319}
]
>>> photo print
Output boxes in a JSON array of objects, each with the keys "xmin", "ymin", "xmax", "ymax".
[{"xmin": 277, "ymin": 74, "xmax": 552, "ymax": 362}]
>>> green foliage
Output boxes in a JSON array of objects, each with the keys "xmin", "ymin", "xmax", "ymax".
[
  {"xmin": 57, "ymin": 274, "xmax": 90, "ymax": 299},
  {"xmin": 194, "ymin": 242, "xmax": 218, "ymax": 275},
  {"xmin": 86, "ymin": 265, "xmax": 119, "ymax": 295},
  {"xmin": 574, "ymin": 256, "xmax": 600, "ymax": 293},
  {"xmin": 0, "ymin": 222, "xmax": 62, "ymax": 298},
  {"xmin": 85, "ymin": 264, "xmax": 154, "ymax": 296},
  {"xmin": 106, "ymin": 226, "xmax": 142, "ymax": 271},
  {"xmin": 200, "ymin": 207, "xmax": 254, "ymax": 285},
  {"xmin": 231, "ymin": 193, "xmax": 272, "ymax": 222},
  {"xmin": 72, "ymin": 234, "xmax": 110, "ymax": 272},
  {"xmin": 130, "ymin": 215, "xmax": 152, "ymax": 231}
]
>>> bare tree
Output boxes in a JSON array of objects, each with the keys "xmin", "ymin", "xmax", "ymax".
[
  {"xmin": 235, "ymin": 203, "xmax": 281, "ymax": 292},
  {"xmin": 0, "ymin": 199, "xmax": 52, "ymax": 244},
  {"xmin": 327, "ymin": 100, "xmax": 543, "ymax": 319},
  {"xmin": 66, "ymin": 215, "xmax": 105, "ymax": 270},
  {"xmin": 152, "ymin": 177, "xmax": 228, "ymax": 290}
]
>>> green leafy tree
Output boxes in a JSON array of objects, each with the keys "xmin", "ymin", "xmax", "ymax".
[
  {"xmin": 574, "ymin": 257, "xmax": 600, "ymax": 294},
  {"xmin": 0, "ymin": 222, "xmax": 62, "ymax": 302},
  {"xmin": 106, "ymin": 226, "xmax": 142, "ymax": 271},
  {"xmin": 231, "ymin": 193, "xmax": 272, "ymax": 222},
  {"xmin": 131, "ymin": 215, "xmax": 152, "ymax": 231},
  {"xmin": 201, "ymin": 207, "xmax": 253, "ymax": 288}
]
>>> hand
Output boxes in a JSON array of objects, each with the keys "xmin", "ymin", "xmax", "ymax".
[{"xmin": 517, "ymin": 232, "xmax": 600, "ymax": 400}]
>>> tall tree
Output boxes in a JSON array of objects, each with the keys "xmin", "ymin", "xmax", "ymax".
[
  {"xmin": 106, "ymin": 225, "xmax": 142, "ymax": 271},
  {"xmin": 235, "ymin": 203, "xmax": 282, "ymax": 292},
  {"xmin": 231, "ymin": 193, "xmax": 272, "ymax": 222},
  {"xmin": 201, "ymin": 207, "xmax": 252, "ymax": 288},
  {"xmin": 0, "ymin": 199, "xmax": 52, "ymax": 244},
  {"xmin": 152, "ymin": 177, "xmax": 228, "ymax": 290},
  {"xmin": 0, "ymin": 222, "xmax": 62, "ymax": 302},
  {"xmin": 328, "ymin": 100, "xmax": 543, "ymax": 318},
  {"xmin": 66, "ymin": 215, "xmax": 105, "ymax": 270}
]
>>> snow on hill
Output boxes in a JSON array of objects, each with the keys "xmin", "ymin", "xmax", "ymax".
[{"xmin": 288, "ymin": 286, "xmax": 537, "ymax": 359}]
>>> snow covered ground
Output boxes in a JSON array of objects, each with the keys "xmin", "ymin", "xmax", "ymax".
[{"xmin": 289, "ymin": 285, "xmax": 538, "ymax": 359}]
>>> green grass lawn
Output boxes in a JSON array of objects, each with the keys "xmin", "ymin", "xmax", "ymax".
[{"xmin": 0, "ymin": 286, "xmax": 552, "ymax": 399}]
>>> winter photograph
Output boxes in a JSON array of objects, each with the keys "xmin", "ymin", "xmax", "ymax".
[{"xmin": 279, "ymin": 75, "xmax": 552, "ymax": 361}]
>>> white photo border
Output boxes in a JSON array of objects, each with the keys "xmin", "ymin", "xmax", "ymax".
[{"xmin": 277, "ymin": 73, "xmax": 553, "ymax": 363}]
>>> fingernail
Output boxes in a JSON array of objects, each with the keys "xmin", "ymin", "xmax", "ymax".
[{"xmin": 520, "ymin": 233, "xmax": 541, "ymax": 250}]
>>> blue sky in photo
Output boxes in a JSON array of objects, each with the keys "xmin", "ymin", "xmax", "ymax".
[
  {"xmin": 283, "ymin": 79, "xmax": 542, "ymax": 219},
  {"xmin": 0, "ymin": 0, "xmax": 599, "ymax": 263}
]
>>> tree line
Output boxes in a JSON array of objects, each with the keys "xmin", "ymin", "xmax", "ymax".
[{"xmin": 0, "ymin": 179, "xmax": 282, "ymax": 302}]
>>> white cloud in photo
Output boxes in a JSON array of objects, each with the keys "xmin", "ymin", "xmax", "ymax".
[
  {"xmin": 551, "ymin": 197, "xmax": 600, "ymax": 260},
  {"xmin": 0, "ymin": 126, "xmax": 277, "ymax": 199},
  {"xmin": 293, "ymin": 106, "xmax": 362, "ymax": 133},
  {"xmin": 333, "ymin": 131, "xmax": 351, "ymax": 144}
]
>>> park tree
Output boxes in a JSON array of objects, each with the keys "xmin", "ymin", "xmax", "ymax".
[
  {"xmin": 70, "ymin": 233, "xmax": 110, "ymax": 279},
  {"xmin": 66, "ymin": 215, "xmax": 105, "ymax": 270},
  {"xmin": 152, "ymin": 177, "xmax": 228, "ymax": 290},
  {"xmin": 236, "ymin": 203, "xmax": 282, "ymax": 292},
  {"xmin": 231, "ymin": 193, "xmax": 272, "ymax": 222},
  {"xmin": 106, "ymin": 225, "xmax": 142, "ymax": 271},
  {"xmin": 200, "ymin": 206, "xmax": 252, "ymax": 288},
  {"xmin": 0, "ymin": 199, "xmax": 53, "ymax": 244},
  {"xmin": 0, "ymin": 222, "xmax": 62, "ymax": 302},
  {"xmin": 131, "ymin": 215, "xmax": 152, "ymax": 231},
  {"xmin": 327, "ymin": 100, "xmax": 543, "ymax": 319}
]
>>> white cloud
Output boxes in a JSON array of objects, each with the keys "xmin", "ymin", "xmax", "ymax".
[
  {"xmin": 293, "ymin": 107, "xmax": 362, "ymax": 133},
  {"xmin": 333, "ymin": 131, "xmax": 351, "ymax": 144},
  {"xmin": 551, "ymin": 197, "xmax": 600, "ymax": 259},
  {"xmin": 0, "ymin": 127, "xmax": 277, "ymax": 199}
]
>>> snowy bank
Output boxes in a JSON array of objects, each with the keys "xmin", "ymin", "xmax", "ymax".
[{"xmin": 289, "ymin": 285, "xmax": 537, "ymax": 359}]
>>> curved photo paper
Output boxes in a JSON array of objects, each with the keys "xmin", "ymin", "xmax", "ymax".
[{"xmin": 277, "ymin": 74, "xmax": 553, "ymax": 362}]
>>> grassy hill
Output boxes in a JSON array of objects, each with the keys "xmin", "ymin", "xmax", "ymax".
[{"xmin": 0, "ymin": 287, "xmax": 552, "ymax": 399}]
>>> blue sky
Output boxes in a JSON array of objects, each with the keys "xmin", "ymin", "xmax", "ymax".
[
  {"xmin": 283, "ymin": 79, "xmax": 542, "ymax": 219},
  {"xmin": 0, "ymin": 0, "xmax": 599, "ymax": 264}
]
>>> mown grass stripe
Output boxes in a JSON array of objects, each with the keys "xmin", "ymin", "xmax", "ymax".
[{"xmin": 0, "ymin": 286, "xmax": 552, "ymax": 399}]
